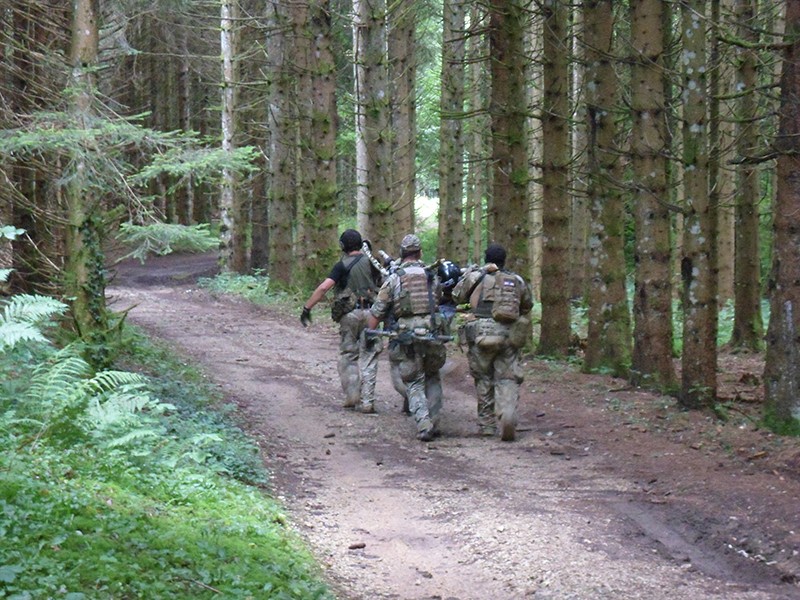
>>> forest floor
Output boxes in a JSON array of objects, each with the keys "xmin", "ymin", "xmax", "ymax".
[{"xmin": 109, "ymin": 251, "xmax": 800, "ymax": 600}]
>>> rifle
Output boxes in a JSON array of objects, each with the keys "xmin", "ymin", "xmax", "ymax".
[{"xmin": 364, "ymin": 328, "xmax": 453, "ymax": 342}]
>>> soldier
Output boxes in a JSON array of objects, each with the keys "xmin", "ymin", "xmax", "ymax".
[
  {"xmin": 391, "ymin": 259, "xmax": 461, "ymax": 416},
  {"xmin": 367, "ymin": 234, "xmax": 448, "ymax": 441},
  {"xmin": 453, "ymin": 243, "xmax": 533, "ymax": 441},
  {"xmin": 301, "ymin": 229, "xmax": 382, "ymax": 413}
]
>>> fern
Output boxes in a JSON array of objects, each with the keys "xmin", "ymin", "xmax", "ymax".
[
  {"xmin": 0, "ymin": 269, "xmax": 12, "ymax": 283},
  {"xmin": 0, "ymin": 294, "xmax": 66, "ymax": 325},
  {"xmin": 0, "ymin": 295, "xmax": 66, "ymax": 352},
  {"xmin": 25, "ymin": 350, "xmax": 92, "ymax": 409},
  {"xmin": 0, "ymin": 322, "xmax": 49, "ymax": 350}
]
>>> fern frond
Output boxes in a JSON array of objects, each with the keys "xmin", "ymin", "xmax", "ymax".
[
  {"xmin": 0, "ymin": 294, "xmax": 66, "ymax": 326},
  {"xmin": 81, "ymin": 370, "xmax": 148, "ymax": 396},
  {"xmin": 0, "ymin": 322, "xmax": 49, "ymax": 351},
  {"xmin": 102, "ymin": 427, "xmax": 161, "ymax": 448},
  {"xmin": 0, "ymin": 269, "xmax": 12, "ymax": 283},
  {"xmin": 25, "ymin": 353, "xmax": 92, "ymax": 407},
  {"xmin": 86, "ymin": 387, "xmax": 155, "ymax": 427}
]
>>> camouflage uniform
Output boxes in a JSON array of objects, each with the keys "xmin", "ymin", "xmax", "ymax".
[
  {"xmin": 453, "ymin": 261, "xmax": 533, "ymax": 441},
  {"xmin": 335, "ymin": 253, "xmax": 382, "ymax": 411},
  {"xmin": 370, "ymin": 255, "xmax": 447, "ymax": 440},
  {"xmin": 301, "ymin": 229, "xmax": 382, "ymax": 413},
  {"xmin": 337, "ymin": 305, "xmax": 382, "ymax": 411}
]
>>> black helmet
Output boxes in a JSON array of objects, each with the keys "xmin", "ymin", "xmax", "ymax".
[
  {"xmin": 437, "ymin": 260, "xmax": 462, "ymax": 290},
  {"xmin": 339, "ymin": 229, "xmax": 362, "ymax": 252}
]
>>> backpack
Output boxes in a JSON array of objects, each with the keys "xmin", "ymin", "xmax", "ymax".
[
  {"xmin": 394, "ymin": 265, "xmax": 432, "ymax": 318},
  {"xmin": 475, "ymin": 271, "xmax": 522, "ymax": 323}
]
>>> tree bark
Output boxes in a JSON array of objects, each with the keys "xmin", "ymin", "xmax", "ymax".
[
  {"xmin": 219, "ymin": 0, "xmax": 248, "ymax": 273},
  {"xmin": 299, "ymin": 0, "xmax": 339, "ymax": 288},
  {"xmin": 763, "ymin": 0, "xmax": 800, "ymax": 426},
  {"xmin": 354, "ymin": 0, "xmax": 393, "ymax": 249},
  {"xmin": 489, "ymin": 0, "xmax": 529, "ymax": 274},
  {"xmin": 437, "ymin": 0, "xmax": 467, "ymax": 262},
  {"xmin": 265, "ymin": 0, "xmax": 296, "ymax": 286},
  {"xmin": 64, "ymin": 0, "xmax": 112, "ymax": 367},
  {"xmin": 731, "ymin": 0, "xmax": 764, "ymax": 350},
  {"xmin": 388, "ymin": 0, "xmax": 416, "ymax": 234},
  {"xmin": 538, "ymin": 0, "xmax": 571, "ymax": 357},
  {"xmin": 582, "ymin": 0, "xmax": 631, "ymax": 377},
  {"xmin": 629, "ymin": 0, "xmax": 676, "ymax": 390},
  {"xmin": 679, "ymin": 0, "xmax": 718, "ymax": 409}
]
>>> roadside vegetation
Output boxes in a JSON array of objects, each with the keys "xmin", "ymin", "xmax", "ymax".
[{"xmin": 0, "ymin": 283, "xmax": 332, "ymax": 599}]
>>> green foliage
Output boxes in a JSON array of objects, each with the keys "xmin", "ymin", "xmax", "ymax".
[
  {"xmin": 198, "ymin": 271, "xmax": 293, "ymax": 305},
  {"xmin": 115, "ymin": 222, "xmax": 219, "ymax": 264},
  {"xmin": 762, "ymin": 407, "xmax": 800, "ymax": 437},
  {"xmin": 129, "ymin": 144, "xmax": 261, "ymax": 187},
  {"xmin": 0, "ymin": 301, "xmax": 332, "ymax": 598},
  {"xmin": 0, "ymin": 294, "xmax": 67, "ymax": 351}
]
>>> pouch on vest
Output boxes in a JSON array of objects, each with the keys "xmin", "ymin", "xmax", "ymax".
[
  {"xmin": 330, "ymin": 290, "xmax": 356, "ymax": 322},
  {"xmin": 474, "ymin": 318, "xmax": 507, "ymax": 349},
  {"xmin": 490, "ymin": 272, "xmax": 522, "ymax": 323}
]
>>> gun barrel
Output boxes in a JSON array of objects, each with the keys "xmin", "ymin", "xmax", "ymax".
[{"xmin": 364, "ymin": 328, "xmax": 453, "ymax": 342}]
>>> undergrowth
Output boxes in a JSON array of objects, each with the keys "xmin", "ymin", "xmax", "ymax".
[{"xmin": 0, "ymin": 294, "xmax": 332, "ymax": 599}]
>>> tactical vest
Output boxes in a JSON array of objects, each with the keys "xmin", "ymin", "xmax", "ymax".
[
  {"xmin": 473, "ymin": 271, "xmax": 522, "ymax": 323},
  {"xmin": 343, "ymin": 255, "xmax": 377, "ymax": 303},
  {"xmin": 394, "ymin": 265, "xmax": 431, "ymax": 318}
]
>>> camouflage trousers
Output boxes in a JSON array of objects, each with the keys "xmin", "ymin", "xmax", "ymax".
[
  {"xmin": 388, "ymin": 338, "xmax": 446, "ymax": 434},
  {"xmin": 464, "ymin": 319, "xmax": 524, "ymax": 434},
  {"xmin": 338, "ymin": 309, "xmax": 382, "ymax": 410}
]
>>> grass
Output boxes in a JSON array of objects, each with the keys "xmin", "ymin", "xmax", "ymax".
[{"xmin": 0, "ymin": 326, "xmax": 333, "ymax": 600}]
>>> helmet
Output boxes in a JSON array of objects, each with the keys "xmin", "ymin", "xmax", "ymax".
[
  {"xmin": 400, "ymin": 233, "xmax": 421, "ymax": 253},
  {"xmin": 437, "ymin": 260, "xmax": 462, "ymax": 290},
  {"xmin": 339, "ymin": 229, "xmax": 362, "ymax": 252}
]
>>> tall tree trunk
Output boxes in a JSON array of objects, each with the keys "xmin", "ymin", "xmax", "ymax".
[
  {"xmin": 538, "ymin": 0, "xmax": 571, "ymax": 357},
  {"xmin": 527, "ymin": 14, "xmax": 543, "ymax": 300},
  {"xmin": 354, "ymin": 0, "xmax": 393, "ymax": 249},
  {"xmin": 679, "ymin": 0, "xmax": 718, "ymax": 409},
  {"xmin": 569, "ymin": 7, "xmax": 589, "ymax": 301},
  {"xmin": 714, "ymin": 0, "xmax": 737, "ymax": 306},
  {"xmin": 65, "ymin": 0, "xmax": 111, "ymax": 367},
  {"xmin": 489, "ymin": 0, "xmax": 529, "ymax": 274},
  {"xmin": 731, "ymin": 0, "xmax": 764, "ymax": 350},
  {"xmin": 219, "ymin": 0, "xmax": 247, "ymax": 273},
  {"xmin": 388, "ymin": 0, "xmax": 416, "ymax": 234},
  {"xmin": 176, "ymin": 28, "xmax": 195, "ymax": 226},
  {"xmin": 438, "ymin": 0, "xmax": 467, "ymax": 261},
  {"xmin": 629, "ymin": 0, "xmax": 676, "ymax": 390},
  {"xmin": 763, "ymin": 0, "xmax": 800, "ymax": 427},
  {"xmin": 299, "ymin": 0, "xmax": 339, "ymax": 288},
  {"xmin": 265, "ymin": 0, "xmax": 295, "ymax": 286},
  {"xmin": 582, "ymin": 0, "xmax": 631, "ymax": 377},
  {"xmin": 466, "ymin": 5, "xmax": 488, "ymax": 265}
]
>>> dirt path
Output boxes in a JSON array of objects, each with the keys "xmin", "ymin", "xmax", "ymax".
[{"xmin": 110, "ymin": 253, "xmax": 800, "ymax": 600}]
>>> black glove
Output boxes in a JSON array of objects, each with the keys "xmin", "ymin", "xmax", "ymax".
[{"xmin": 300, "ymin": 306, "xmax": 312, "ymax": 327}]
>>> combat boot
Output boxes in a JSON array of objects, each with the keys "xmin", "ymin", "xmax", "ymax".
[
  {"xmin": 417, "ymin": 428, "xmax": 435, "ymax": 442},
  {"xmin": 417, "ymin": 418, "xmax": 435, "ymax": 442},
  {"xmin": 499, "ymin": 414, "xmax": 516, "ymax": 441}
]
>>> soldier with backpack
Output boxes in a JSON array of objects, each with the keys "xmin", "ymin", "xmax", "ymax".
[
  {"xmin": 300, "ymin": 229, "xmax": 382, "ymax": 413},
  {"xmin": 453, "ymin": 243, "xmax": 533, "ymax": 441},
  {"xmin": 367, "ymin": 234, "xmax": 449, "ymax": 441}
]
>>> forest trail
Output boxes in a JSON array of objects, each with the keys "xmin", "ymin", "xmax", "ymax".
[{"xmin": 109, "ymin": 252, "xmax": 800, "ymax": 600}]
